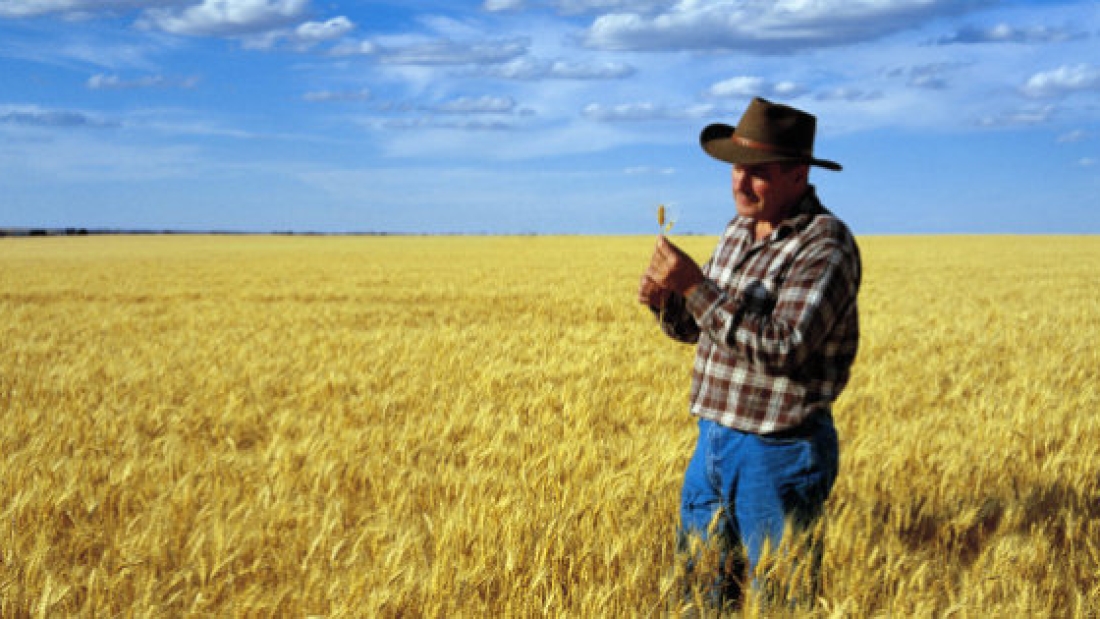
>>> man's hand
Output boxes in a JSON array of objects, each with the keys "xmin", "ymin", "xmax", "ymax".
[
  {"xmin": 638, "ymin": 273, "xmax": 670, "ymax": 309},
  {"xmin": 643, "ymin": 235, "xmax": 705, "ymax": 299}
]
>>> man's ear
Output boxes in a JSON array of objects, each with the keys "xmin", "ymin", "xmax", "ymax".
[{"xmin": 795, "ymin": 164, "xmax": 810, "ymax": 186}]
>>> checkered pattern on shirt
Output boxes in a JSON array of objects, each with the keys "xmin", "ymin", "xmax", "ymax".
[{"xmin": 658, "ymin": 187, "xmax": 861, "ymax": 434}]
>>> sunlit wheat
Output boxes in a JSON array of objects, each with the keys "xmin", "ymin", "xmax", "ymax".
[{"xmin": 1, "ymin": 234, "xmax": 1098, "ymax": 616}]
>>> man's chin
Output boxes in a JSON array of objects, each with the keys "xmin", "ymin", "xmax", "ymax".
[{"xmin": 735, "ymin": 203, "xmax": 758, "ymax": 218}]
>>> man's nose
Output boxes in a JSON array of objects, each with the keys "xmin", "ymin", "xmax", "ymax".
[{"xmin": 732, "ymin": 168, "xmax": 749, "ymax": 192}]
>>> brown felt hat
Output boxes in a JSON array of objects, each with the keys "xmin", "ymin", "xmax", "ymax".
[{"xmin": 700, "ymin": 97, "xmax": 842, "ymax": 171}]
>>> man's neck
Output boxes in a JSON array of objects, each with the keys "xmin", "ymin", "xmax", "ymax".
[
  {"xmin": 752, "ymin": 185, "xmax": 811, "ymax": 241},
  {"xmin": 753, "ymin": 219, "xmax": 778, "ymax": 241}
]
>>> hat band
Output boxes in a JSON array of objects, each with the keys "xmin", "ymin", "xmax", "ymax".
[{"xmin": 732, "ymin": 135, "xmax": 812, "ymax": 159}]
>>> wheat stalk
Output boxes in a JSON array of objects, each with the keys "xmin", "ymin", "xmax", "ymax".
[{"xmin": 657, "ymin": 204, "xmax": 674, "ymax": 233}]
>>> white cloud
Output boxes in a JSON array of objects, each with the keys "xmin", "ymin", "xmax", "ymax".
[
  {"xmin": 976, "ymin": 104, "xmax": 1056, "ymax": 128},
  {"xmin": 487, "ymin": 57, "xmax": 634, "ymax": 80},
  {"xmin": 482, "ymin": 0, "xmax": 524, "ymax": 11},
  {"xmin": 87, "ymin": 73, "xmax": 199, "ymax": 89},
  {"xmin": 432, "ymin": 95, "xmax": 516, "ymax": 114},
  {"xmin": 376, "ymin": 38, "xmax": 528, "ymax": 65},
  {"xmin": 243, "ymin": 14, "xmax": 354, "ymax": 49},
  {"xmin": 0, "ymin": 0, "xmax": 179, "ymax": 18},
  {"xmin": 1022, "ymin": 64, "xmax": 1100, "ymax": 98},
  {"xmin": 295, "ymin": 16, "xmax": 354, "ymax": 43},
  {"xmin": 0, "ymin": 104, "xmax": 118, "ymax": 128},
  {"xmin": 139, "ymin": 0, "xmax": 310, "ymax": 37},
  {"xmin": 907, "ymin": 63, "xmax": 957, "ymax": 90},
  {"xmin": 582, "ymin": 101, "xmax": 713, "ymax": 122},
  {"xmin": 705, "ymin": 76, "xmax": 805, "ymax": 99},
  {"xmin": 582, "ymin": 0, "xmax": 992, "ymax": 53},
  {"xmin": 555, "ymin": 0, "xmax": 668, "ymax": 14},
  {"xmin": 1079, "ymin": 157, "xmax": 1097, "ymax": 167},
  {"xmin": 88, "ymin": 73, "xmax": 157, "ymax": 89},
  {"xmin": 1057, "ymin": 129, "xmax": 1089, "ymax": 144},
  {"xmin": 814, "ymin": 87, "xmax": 882, "ymax": 102},
  {"xmin": 583, "ymin": 101, "xmax": 661, "ymax": 121},
  {"xmin": 381, "ymin": 117, "xmax": 516, "ymax": 132},
  {"xmin": 303, "ymin": 88, "xmax": 371, "ymax": 102},
  {"xmin": 624, "ymin": 165, "xmax": 675, "ymax": 175},
  {"xmin": 330, "ymin": 39, "xmax": 378, "ymax": 56},
  {"xmin": 935, "ymin": 23, "xmax": 1084, "ymax": 45}
]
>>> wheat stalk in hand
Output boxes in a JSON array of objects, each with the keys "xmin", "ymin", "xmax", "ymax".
[{"xmin": 657, "ymin": 204, "xmax": 675, "ymax": 233}]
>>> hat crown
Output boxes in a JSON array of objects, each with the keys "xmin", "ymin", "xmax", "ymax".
[
  {"xmin": 738, "ymin": 97, "xmax": 816, "ymax": 154},
  {"xmin": 698, "ymin": 96, "xmax": 842, "ymax": 171}
]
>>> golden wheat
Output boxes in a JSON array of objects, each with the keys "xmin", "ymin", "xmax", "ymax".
[
  {"xmin": 657, "ymin": 205, "xmax": 673, "ymax": 233},
  {"xmin": 1, "ymin": 234, "xmax": 1098, "ymax": 617}
]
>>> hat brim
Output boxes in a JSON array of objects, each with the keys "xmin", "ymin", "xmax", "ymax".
[{"xmin": 700, "ymin": 123, "xmax": 842, "ymax": 171}]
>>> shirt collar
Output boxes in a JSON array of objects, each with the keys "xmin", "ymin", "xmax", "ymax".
[{"xmin": 776, "ymin": 185, "xmax": 826, "ymax": 237}]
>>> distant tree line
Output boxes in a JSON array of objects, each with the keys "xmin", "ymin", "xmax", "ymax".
[{"xmin": 0, "ymin": 228, "xmax": 90, "ymax": 237}]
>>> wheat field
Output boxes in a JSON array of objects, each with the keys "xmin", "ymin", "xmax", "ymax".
[{"xmin": 2, "ymin": 234, "xmax": 1098, "ymax": 617}]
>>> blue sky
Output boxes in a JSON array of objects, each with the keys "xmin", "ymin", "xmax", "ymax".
[{"xmin": 2, "ymin": 0, "xmax": 1098, "ymax": 234}]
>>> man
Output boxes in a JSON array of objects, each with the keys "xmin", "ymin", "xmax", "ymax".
[{"xmin": 639, "ymin": 97, "xmax": 860, "ymax": 609}]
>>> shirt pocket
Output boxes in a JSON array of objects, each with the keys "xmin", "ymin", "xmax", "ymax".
[{"xmin": 741, "ymin": 279, "xmax": 777, "ymax": 317}]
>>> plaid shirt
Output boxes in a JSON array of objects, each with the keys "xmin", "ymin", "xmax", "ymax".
[{"xmin": 657, "ymin": 187, "xmax": 861, "ymax": 434}]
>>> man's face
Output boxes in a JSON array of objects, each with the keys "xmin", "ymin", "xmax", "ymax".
[{"xmin": 732, "ymin": 162, "xmax": 808, "ymax": 223}]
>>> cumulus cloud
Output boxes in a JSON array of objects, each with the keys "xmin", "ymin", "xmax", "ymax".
[
  {"xmin": 1022, "ymin": 64, "xmax": 1100, "ymax": 98},
  {"xmin": 935, "ymin": 23, "xmax": 1084, "ymax": 45},
  {"xmin": 705, "ymin": 76, "xmax": 805, "ymax": 99},
  {"xmin": 139, "ymin": 0, "xmax": 310, "ymax": 37},
  {"xmin": 244, "ymin": 15, "xmax": 355, "ymax": 49},
  {"xmin": 0, "ymin": 0, "xmax": 180, "ymax": 18},
  {"xmin": 581, "ymin": 0, "xmax": 992, "ymax": 53},
  {"xmin": 295, "ymin": 16, "xmax": 354, "ymax": 43},
  {"xmin": 3, "ymin": 0, "xmax": 356, "ymax": 53},
  {"xmin": 486, "ymin": 57, "xmax": 634, "ymax": 80}
]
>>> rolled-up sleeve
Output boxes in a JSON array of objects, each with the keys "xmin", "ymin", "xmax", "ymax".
[
  {"xmin": 685, "ymin": 232, "xmax": 859, "ymax": 374},
  {"xmin": 652, "ymin": 292, "xmax": 700, "ymax": 343}
]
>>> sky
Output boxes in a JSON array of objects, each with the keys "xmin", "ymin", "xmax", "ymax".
[{"xmin": 2, "ymin": 0, "xmax": 1099, "ymax": 235}]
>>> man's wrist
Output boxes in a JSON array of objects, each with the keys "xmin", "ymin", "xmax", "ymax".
[
  {"xmin": 683, "ymin": 277, "xmax": 718, "ymax": 319},
  {"xmin": 681, "ymin": 273, "xmax": 705, "ymax": 299}
]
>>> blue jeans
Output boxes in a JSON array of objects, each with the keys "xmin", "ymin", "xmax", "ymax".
[{"xmin": 677, "ymin": 414, "xmax": 839, "ymax": 608}]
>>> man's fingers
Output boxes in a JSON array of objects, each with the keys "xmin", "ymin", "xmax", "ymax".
[
  {"xmin": 656, "ymin": 235, "xmax": 685, "ymax": 263},
  {"xmin": 655, "ymin": 234, "xmax": 671, "ymax": 256},
  {"xmin": 638, "ymin": 274, "xmax": 658, "ymax": 305},
  {"xmin": 652, "ymin": 236, "xmax": 675, "ymax": 265}
]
